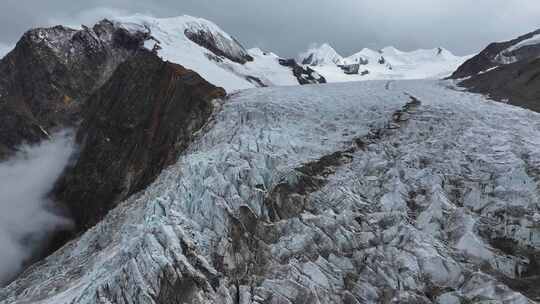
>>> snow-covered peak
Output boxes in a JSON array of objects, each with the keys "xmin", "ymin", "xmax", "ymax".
[
  {"xmin": 116, "ymin": 14, "xmax": 253, "ymax": 64},
  {"xmin": 344, "ymin": 48, "xmax": 380, "ymax": 65},
  {"xmin": 108, "ymin": 14, "xmax": 307, "ymax": 91},
  {"xmin": 310, "ymin": 45, "xmax": 471, "ymax": 82},
  {"xmin": 380, "ymin": 46, "xmax": 402, "ymax": 55},
  {"xmin": 118, "ymin": 14, "xmax": 234, "ymax": 43},
  {"xmin": 344, "ymin": 46, "xmax": 456, "ymax": 65},
  {"xmin": 298, "ymin": 43, "xmax": 344, "ymax": 66}
]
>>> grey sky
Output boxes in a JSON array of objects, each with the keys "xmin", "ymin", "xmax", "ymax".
[{"xmin": 1, "ymin": 0, "xmax": 540, "ymax": 57}]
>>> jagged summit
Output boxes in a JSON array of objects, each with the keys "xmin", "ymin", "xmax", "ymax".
[
  {"xmin": 0, "ymin": 19, "xmax": 149, "ymax": 159},
  {"xmin": 298, "ymin": 43, "xmax": 344, "ymax": 66},
  {"xmin": 117, "ymin": 14, "xmax": 253, "ymax": 64}
]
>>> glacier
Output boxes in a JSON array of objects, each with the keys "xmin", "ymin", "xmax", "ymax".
[{"xmin": 2, "ymin": 79, "xmax": 540, "ymax": 303}]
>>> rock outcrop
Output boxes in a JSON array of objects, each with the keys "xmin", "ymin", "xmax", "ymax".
[
  {"xmin": 184, "ymin": 27, "xmax": 253, "ymax": 64},
  {"xmin": 0, "ymin": 20, "xmax": 149, "ymax": 158},
  {"xmin": 54, "ymin": 51, "xmax": 225, "ymax": 231},
  {"xmin": 279, "ymin": 58, "xmax": 327, "ymax": 85}
]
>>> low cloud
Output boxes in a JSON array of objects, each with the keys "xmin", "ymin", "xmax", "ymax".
[
  {"xmin": 0, "ymin": 132, "xmax": 74, "ymax": 285},
  {"xmin": 46, "ymin": 7, "xmax": 135, "ymax": 29}
]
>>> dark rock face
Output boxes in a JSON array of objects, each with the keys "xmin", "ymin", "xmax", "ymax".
[
  {"xmin": 279, "ymin": 58, "xmax": 327, "ymax": 85},
  {"xmin": 300, "ymin": 53, "xmax": 315, "ymax": 65},
  {"xmin": 451, "ymin": 29, "xmax": 540, "ymax": 112},
  {"xmin": 451, "ymin": 29, "xmax": 540, "ymax": 79},
  {"xmin": 459, "ymin": 58, "xmax": 540, "ymax": 112},
  {"xmin": 0, "ymin": 20, "xmax": 149, "ymax": 158},
  {"xmin": 54, "ymin": 51, "xmax": 225, "ymax": 230},
  {"xmin": 0, "ymin": 96, "xmax": 50, "ymax": 159},
  {"xmin": 184, "ymin": 28, "xmax": 253, "ymax": 64},
  {"xmin": 339, "ymin": 63, "xmax": 360, "ymax": 75}
]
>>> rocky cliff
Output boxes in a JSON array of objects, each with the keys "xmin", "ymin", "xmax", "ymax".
[
  {"xmin": 0, "ymin": 20, "xmax": 148, "ymax": 159},
  {"xmin": 451, "ymin": 29, "xmax": 540, "ymax": 112},
  {"xmin": 451, "ymin": 29, "xmax": 540, "ymax": 79},
  {"xmin": 54, "ymin": 51, "xmax": 225, "ymax": 231}
]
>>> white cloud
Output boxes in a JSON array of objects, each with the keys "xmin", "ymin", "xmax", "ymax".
[
  {"xmin": 0, "ymin": 132, "xmax": 74, "ymax": 285},
  {"xmin": 46, "ymin": 7, "xmax": 135, "ymax": 29}
]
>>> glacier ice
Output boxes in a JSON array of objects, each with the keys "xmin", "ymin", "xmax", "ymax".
[{"xmin": 2, "ymin": 80, "xmax": 540, "ymax": 303}]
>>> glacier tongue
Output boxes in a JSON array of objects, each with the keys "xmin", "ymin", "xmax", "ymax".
[{"xmin": 2, "ymin": 80, "xmax": 540, "ymax": 303}]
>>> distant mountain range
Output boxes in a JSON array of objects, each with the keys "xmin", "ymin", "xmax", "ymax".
[{"xmin": 298, "ymin": 43, "xmax": 472, "ymax": 82}]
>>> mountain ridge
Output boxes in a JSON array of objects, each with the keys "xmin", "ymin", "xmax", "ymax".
[
  {"xmin": 297, "ymin": 42, "xmax": 471, "ymax": 82},
  {"xmin": 452, "ymin": 28, "xmax": 540, "ymax": 112}
]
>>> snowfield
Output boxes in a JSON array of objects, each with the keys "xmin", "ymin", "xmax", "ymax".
[{"xmin": 2, "ymin": 80, "xmax": 540, "ymax": 303}]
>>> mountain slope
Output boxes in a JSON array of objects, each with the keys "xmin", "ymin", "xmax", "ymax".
[
  {"xmin": 2, "ymin": 80, "xmax": 540, "ymax": 303},
  {"xmin": 459, "ymin": 57, "xmax": 540, "ymax": 112},
  {"xmin": 451, "ymin": 29, "xmax": 540, "ymax": 79},
  {"xmin": 53, "ymin": 50, "xmax": 225, "ymax": 231},
  {"xmin": 451, "ymin": 29, "xmax": 540, "ymax": 112}
]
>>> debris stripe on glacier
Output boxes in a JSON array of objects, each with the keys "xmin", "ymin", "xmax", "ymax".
[
  {"xmin": 234, "ymin": 81, "xmax": 539, "ymax": 303},
  {"xmin": 2, "ymin": 80, "xmax": 540, "ymax": 303},
  {"xmin": 0, "ymin": 81, "xmax": 406, "ymax": 303},
  {"xmin": 282, "ymin": 82, "xmax": 540, "ymax": 303}
]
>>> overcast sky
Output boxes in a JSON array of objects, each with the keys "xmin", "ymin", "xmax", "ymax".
[{"xmin": 1, "ymin": 0, "xmax": 540, "ymax": 57}]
